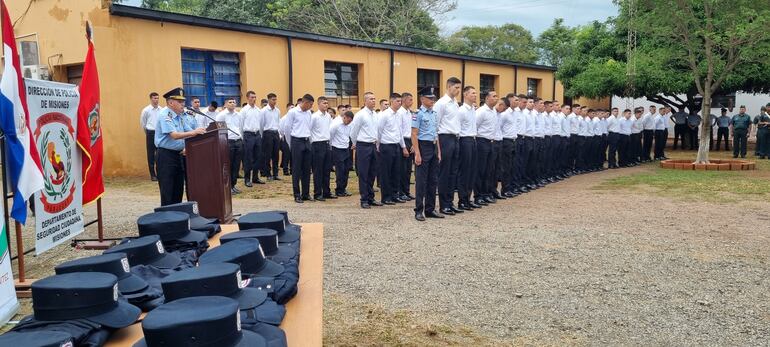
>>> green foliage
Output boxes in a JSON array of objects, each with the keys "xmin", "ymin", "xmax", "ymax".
[
  {"xmin": 442, "ymin": 23, "xmax": 538, "ymax": 63},
  {"xmin": 536, "ymin": 18, "xmax": 576, "ymax": 67}
]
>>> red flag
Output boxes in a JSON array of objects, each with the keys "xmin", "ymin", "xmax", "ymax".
[{"xmin": 76, "ymin": 22, "xmax": 103, "ymax": 205}]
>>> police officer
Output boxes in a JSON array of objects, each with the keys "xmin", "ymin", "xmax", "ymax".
[
  {"xmin": 413, "ymin": 86, "xmax": 443, "ymax": 221},
  {"xmin": 686, "ymin": 112, "xmax": 701, "ymax": 150},
  {"xmin": 154, "ymin": 88, "xmax": 205, "ymax": 206},
  {"xmin": 670, "ymin": 108, "xmax": 688, "ymax": 150},
  {"xmin": 715, "ymin": 107, "xmax": 732, "ymax": 151},
  {"xmin": 756, "ymin": 106, "xmax": 768, "ymax": 157},
  {"xmin": 755, "ymin": 105, "xmax": 770, "ymax": 159},
  {"xmin": 731, "ymin": 106, "xmax": 752, "ymax": 158}
]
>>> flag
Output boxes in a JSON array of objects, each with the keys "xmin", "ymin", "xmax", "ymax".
[
  {"xmin": 0, "ymin": 0, "xmax": 44, "ymax": 224},
  {"xmin": 76, "ymin": 21, "xmax": 103, "ymax": 205}
]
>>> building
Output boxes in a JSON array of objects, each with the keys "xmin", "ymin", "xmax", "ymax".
[{"xmin": 9, "ymin": 0, "xmax": 563, "ymax": 176}]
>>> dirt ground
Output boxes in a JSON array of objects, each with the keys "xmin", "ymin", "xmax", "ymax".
[{"xmin": 4, "ymin": 149, "xmax": 770, "ymax": 346}]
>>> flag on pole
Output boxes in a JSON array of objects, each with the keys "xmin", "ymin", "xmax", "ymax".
[
  {"xmin": 0, "ymin": 0, "xmax": 44, "ymax": 224},
  {"xmin": 76, "ymin": 21, "xmax": 103, "ymax": 205}
]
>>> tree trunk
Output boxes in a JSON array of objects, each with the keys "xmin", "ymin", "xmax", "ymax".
[{"xmin": 695, "ymin": 92, "xmax": 711, "ymax": 163}]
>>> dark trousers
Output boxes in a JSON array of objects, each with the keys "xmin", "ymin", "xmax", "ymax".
[
  {"xmin": 575, "ymin": 136, "xmax": 587, "ymax": 170},
  {"xmin": 520, "ymin": 137, "xmax": 535, "ymax": 184},
  {"xmin": 437, "ymin": 134, "xmax": 459, "ymax": 209},
  {"xmin": 601, "ymin": 134, "xmax": 608, "ymax": 165},
  {"xmin": 243, "ymin": 132, "xmax": 262, "ymax": 182},
  {"xmin": 145, "ymin": 130, "xmax": 157, "ymax": 178},
  {"xmin": 629, "ymin": 133, "xmax": 641, "ymax": 162},
  {"xmin": 290, "ymin": 137, "xmax": 312, "ymax": 198},
  {"xmin": 228, "ymin": 139, "xmax": 243, "ymax": 187},
  {"xmin": 457, "ymin": 137, "xmax": 476, "ymax": 204},
  {"xmin": 332, "ymin": 147, "xmax": 351, "ymax": 195},
  {"xmin": 673, "ymin": 124, "xmax": 686, "ymax": 149},
  {"xmin": 642, "ymin": 129, "xmax": 654, "ymax": 160},
  {"xmin": 400, "ymin": 138, "xmax": 414, "ymax": 196},
  {"xmin": 157, "ymin": 148, "xmax": 184, "ymax": 206},
  {"xmin": 311, "ymin": 141, "xmax": 332, "ymax": 198},
  {"xmin": 528, "ymin": 138, "xmax": 544, "ymax": 181},
  {"xmin": 588, "ymin": 136, "xmax": 599, "ymax": 169},
  {"xmin": 709, "ymin": 127, "xmax": 715, "ymax": 150},
  {"xmin": 378, "ymin": 143, "xmax": 400, "ymax": 202},
  {"xmin": 513, "ymin": 137, "xmax": 530, "ymax": 187},
  {"xmin": 262, "ymin": 130, "xmax": 280, "ymax": 177},
  {"xmin": 500, "ymin": 139, "xmax": 515, "ymax": 193},
  {"xmin": 558, "ymin": 136, "xmax": 570, "ymax": 173},
  {"xmin": 280, "ymin": 138, "xmax": 292, "ymax": 173},
  {"xmin": 618, "ymin": 134, "xmax": 630, "ymax": 166},
  {"xmin": 654, "ymin": 130, "xmax": 666, "ymax": 158},
  {"xmin": 474, "ymin": 138, "xmax": 493, "ymax": 199},
  {"xmin": 607, "ymin": 132, "xmax": 619, "ymax": 167},
  {"xmin": 687, "ymin": 126, "xmax": 698, "ymax": 149},
  {"xmin": 355, "ymin": 142, "xmax": 377, "ymax": 203},
  {"xmin": 759, "ymin": 129, "xmax": 770, "ymax": 156},
  {"xmin": 542, "ymin": 136, "xmax": 552, "ymax": 177},
  {"xmin": 568, "ymin": 134, "xmax": 578, "ymax": 170},
  {"xmin": 733, "ymin": 130, "xmax": 748, "ymax": 157},
  {"xmin": 715, "ymin": 127, "xmax": 730, "ymax": 151},
  {"xmin": 414, "ymin": 141, "xmax": 438, "ymax": 214},
  {"xmin": 490, "ymin": 141, "xmax": 502, "ymax": 195}
]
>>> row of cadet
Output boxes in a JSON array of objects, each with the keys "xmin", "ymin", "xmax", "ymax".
[{"xmin": 0, "ymin": 202, "xmax": 302, "ymax": 347}]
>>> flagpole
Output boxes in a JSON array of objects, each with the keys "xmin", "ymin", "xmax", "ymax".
[
  {"xmin": 97, "ymin": 197, "xmax": 103, "ymax": 242},
  {"xmin": 14, "ymin": 221, "xmax": 24, "ymax": 283},
  {"xmin": 0, "ymin": 134, "xmax": 11, "ymax": 253}
]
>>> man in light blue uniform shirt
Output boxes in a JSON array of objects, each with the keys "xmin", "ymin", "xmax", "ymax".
[
  {"xmin": 412, "ymin": 86, "xmax": 443, "ymax": 221},
  {"xmin": 154, "ymin": 87, "xmax": 205, "ymax": 206}
]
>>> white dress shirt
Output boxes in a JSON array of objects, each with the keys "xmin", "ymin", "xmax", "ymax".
[
  {"xmin": 654, "ymin": 114, "xmax": 667, "ymax": 130},
  {"xmin": 398, "ymin": 106, "xmax": 413, "ymax": 139},
  {"xmin": 240, "ymin": 104, "xmax": 263, "ymax": 134},
  {"xmin": 500, "ymin": 108, "xmax": 516, "ymax": 139},
  {"xmin": 475, "ymin": 104, "xmax": 497, "ymax": 140},
  {"xmin": 522, "ymin": 108, "xmax": 536, "ymax": 136},
  {"xmin": 607, "ymin": 115, "xmax": 619, "ymax": 133},
  {"xmin": 434, "ymin": 94, "xmax": 461, "ymax": 135},
  {"xmin": 618, "ymin": 117, "xmax": 633, "ymax": 135},
  {"xmin": 550, "ymin": 112, "xmax": 561, "ymax": 136},
  {"xmin": 642, "ymin": 113, "xmax": 656, "ymax": 130},
  {"xmin": 261, "ymin": 105, "xmax": 281, "ymax": 131},
  {"xmin": 568, "ymin": 113, "xmax": 580, "ymax": 134},
  {"xmin": 459, "ymin": 103, "xmax": 477, "ymax": 137},
  {"xmin": 533, "ymin": 112, "xmax": 546, "ymax": 138},
  {"xmin": 590, "ymin": 117, "xmax": 599, "ymax": 136},
  {"xmin": 281, "ymin": 106, "xmax": 312, "ymax": 143},
  {"xmin": 632, "ymin": 116, "xmax": 644, "ymax": 134},
  {"xmin": 542, "ymin": 113, "xmax": 553, "ymax": 136},
  {"xmin": 494, "ymin": 111, "xmax": 503, "ymax": 141},
  {"xmin": 512, "ymin": 107, "xmax": 525, "ymax": 137},
  {"xmin": 377, "ymin": 107, "xmax": 406, "ymax": 147},
  {"xmin": 578, "ymin": 116, "xmax": 590, "ymax": 136},
  {"xmin": 555, "ymin": 112, "xmax": 568, "ymax": 137},
  {"xmin": 310, "ymin": 110, "xmax": 332, "ymax": 142},
  {"xmin": 196, "ymin": 109, "xmax": 216, "ymax": 129},
  {"xmin": 330, "ymin": 117, "xmax": 351, "ymax": 149},
  {"xmin": 350, "ymin": 107, "xmax": 378, "ymax": 143},
  {"xmin": 140, "ymin": 104, "xmax": 162, "ymax": 131},
  {"xmin": 216, "ymin": 109, "xmax": 243, "ymax": 140}
]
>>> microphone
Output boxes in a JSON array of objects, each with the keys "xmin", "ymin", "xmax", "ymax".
[{"xmin": 184, "ymin": 107, "xmax": 240, "ymax": 137}]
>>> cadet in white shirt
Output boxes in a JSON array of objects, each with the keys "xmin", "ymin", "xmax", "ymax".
[
  {"xmin": 567, "ymin": 105, "xmax": 581, "ymax": 173},
  {"xmin": 350, "ymin": 92, "xmax": 382, "ymax": 208},
  {"xmin": 281, "ymin": 95, "xmax": 315, "ymax": 203},
  {"xmin": 240, "ymin": 91, "xmax": 265, "ymax": 187},
  {"xmin": 310, "ymin": 96, "xmax": 334, "ymax": 200},
  {"xmin": 653, "ymin": 106, "xmax": 669, "ymax": 160},
  {"xmin": 331, "ymin": 111, "xmax": 354, "ymax": 197},
  {"xmin": 434, "ymin": 77, "xmax": 463, "ymax": 215},
  {"xmin": 512, "ymin": 95, "xmax": 531, "ymax": 192},
  {"xmin": 215, "ymin": 98, "xmax": 244, "ymax": 193},
  {"xmin": 397, "ymin": 93, "xmax": 416, "ymax": 201},
  {"xmin": 499, "ymin": 95, "xmax": 518, "ymax": 197},
  {"xmin": 606, "ymin": 107, "xmax": 621, "ymax": 168},
  {"xmin": 531, "ymin": 99, "xmax": 547, "ymax": 184},
  {"xmin": 490, "ymin": 100, "xmax": 506, "ymax": 201},
  {"xmin": 260, "ymin": 93, "xmax": 281, "ymax": 180},
  {"xmin": 474, "ymin": 91, "xmax": 499, "ymax": 205},
  {"xmin": 522, "ymin": 97, "xmax": 539, "ymax": 188},
  {"xmin": 641, "ymin": 105, "xmax": 657, "ymax": 162},
  {"xmin": 617, "ymin": 109, "xmax": 634, "ymax": 166},
  {"xmin": 557, "ymin": 104, "xmax": 571, "ymax": 176},
  {"xmin": 542, "ymin": 101, "xmax": 557, "ymax": 182},
  {"xmin": 457, "ymin": 86, "xmax": 480, "ymax": 210},
  {"xmin": 140, "ymin": 92, "xmax": 162, "ymax": 181},
  {"xmin": 377, "ymin": 93, "xmax": 409, "ymax": 205},
  {"xmin": 631, "ymin": 108, "xmax": 644, "ymax": 165},
  {"xmin": 196, "ymin": 101, "xmax": 217, "ymax": 129}
]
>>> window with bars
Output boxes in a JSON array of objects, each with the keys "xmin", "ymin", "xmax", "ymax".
[
  {"xmin": 479, "ymin": 74, "xmax": 497, "ymax": 95},
  {"xmin": 527, "ymin": 78, "xmax": 540, "ymax": 97},
  {"xmin": 66, "ymin": 64, "xmax": 84, "ymax": 86},
  {"xmin": 324, "ymin": 61, "xmax": 359, "ymax": 108},
  {"xmin": 181, "ymin": 49, "xmax": 241, "ymax": 107}
]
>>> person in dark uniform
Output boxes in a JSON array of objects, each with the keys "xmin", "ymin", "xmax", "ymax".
[
  {"xmin": 686, "ymin": 112, "xmax": 701, "ymax": 150},
  {"xmin": 755, "ymin": 105, "xmax": 770, "ymax": 159},
  {"xmin": 756, "ymin": 106, "xmax": 768, "ymax": 157},
  {"xmin": 731, "ymin": 106, "xmax": 752, "ymax": 158},
  {"xmin": 715, "ymin": 107, "xmax": 732, "ymax": 151},
  {"xmin": 154, "ymin": 88, "xmax": 205, "ymax": 206},
  {"xmin": 670, "ymin": 109, "xmax": 688, "ymax": 150},
  {"xmin": 281, "ymin": 95, "xmax": 315, "ymax": 203},
  {"xmin": 413, "ymin": 86, "xmax": 443, "ymax": 221}
]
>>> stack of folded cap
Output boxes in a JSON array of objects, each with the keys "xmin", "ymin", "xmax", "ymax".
[
  {"xmin": 238, "ymin": 212, "xmax": 300, "ymax": 256},
  {"xmin": 220, "ymin": 229, "xmax": 298, "ymax": 280},
  {"xmin": 54, "ymin": 253, "xmax": 160, "ymax": 312},
  {"xmin": 134, "ymin": 296, "xmax": 265, "ymax": 347},
  {"xmin": 104, "ymin": 235, "xmax": 185, "ymax": 310},
  {"xmin": 0, "ymin": 331, "xmax": 74, "ymax": 346},
  {"xmin": 4, "ymin": 272, "xmax": 140, "ymax": 346},
  {"xmin": 199, "ymin": 239, "xmax": 297, "ymax": 304},
  {"xmin": 137, "ymin": 211, "xmax": 209, "ymax": 263},
  {"xmin": 160, "ymin": 263, "xmax": 287, "ymax": 346},
  {"xmin": 154, "ymin": 201, "xmax": 221, "ymax": 237}
]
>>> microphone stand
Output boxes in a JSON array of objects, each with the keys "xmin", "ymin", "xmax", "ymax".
[{"xmin": 185, "ymin": 107, "xmax": 240, "ymax": 137}]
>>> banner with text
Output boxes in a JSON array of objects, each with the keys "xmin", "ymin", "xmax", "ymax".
[{"xmin": 26, "ymin": 79, "xmax": 84, "ymax": 255}]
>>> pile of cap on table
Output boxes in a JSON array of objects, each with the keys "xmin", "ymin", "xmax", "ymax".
[{"xmin": 0, "ymin": 202, "xmax": 303, "ymax": 347}]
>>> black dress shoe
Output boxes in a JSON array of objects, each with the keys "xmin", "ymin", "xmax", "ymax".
[
  {"xmin": 503, "ymin": 192, "xmax": 515, "ymax": 198},
  {"xmin": 393, "ymin": 198, "xmax": 406, "ymax": 203},
  {"xmin": 440, "ymin": 208, "xmax": 455, "ymax": 215},
  {"xmin": 415, "ymin": 212, "xmax": 426, "ymax": 221},
  {"xmin": 450, "ymin": 206, "xmax": 464, "ymax": 213},
  {"xmin": 369, "ymin": 200, "xmax": 383, "ymax": 207},
  {"xmin": 405, "ymin": 194, "xmax": 415, "ymax": 200},
  {"xmin": 244, "ymin": 181, "xmax": 253, "ymax": 188},
  {"xmin": 382, "ymin": 200, "xmax": 396, "ymax": 205},
  {"xmin": 273, "ymin": 176, "xmax": 282, "ymax": 180},
  {"xmin": 485, "ymin": 196, "xmax": 496, "ymax": 203},
  {"xmin": 342, "ymin": 191, "xmax": 353, "ymax": 197},
  {"xmin": 360, "ymin": 202, "xmax": 371, "ymax": 209},
  {"xmin": 150, "ymin": 176, "xmax": 158, "ymax": 182},
  {"xmin": 324, "ymin": 194, "xmax": 338, "ymax": 199},
  {"xmin": 254, "ymin": 179, "xmax": 266, "ymax": 184},
  {"xmin": 294, "ymin": 197, "xmax": 303, "ymax": 203},
  {"xmin": 469, "ymin": 201, "xmax": 482, "ymax": 208},
  {"xmin": 315, "ymin": 196, "xmax": 326, "ymax": 202},
  {"xmin": 425, "ymin": 211, "xmax": 445, "ymax": 219},
  {"xmin": 458, "ymin": 204, "xmax": 472, "ymax": 211},
  {"xmin": 302, "ymin": 196, "xmax": 314, "ymax": 201},
  {"xmin": 494, "ymin": 193, "xmax": 506, "ymax": 200}
]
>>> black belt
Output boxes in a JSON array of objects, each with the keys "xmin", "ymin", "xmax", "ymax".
[
  {"xmin": 264, "ymin": 129, "xmax": 279, "ymax": 133},
  {"xmin": 158, "ymin": 147, "xmax": 182, "ymax": 154},
  {"xmin": 244, "ymin": 131, "xmax": 259, "ymax": 135},
  {"xmin": 357, "ymin": 141, "xmax": 375, "ymax": 145},
  {"xmin": 292, "ymin": 137, "xmax": 309, "ymax": 141},
  {"xmin": 439, "ymin": 133, "xmax": 459, "ymax": 138},
  {"xmin": 503, "ymin": 138, "xmax": 515, "ymax": 142},
  {"xmin": 460, "ymin": 136, "xmax": 475, "ymax": 140},
  {"xmin": 228, "ymin": 139, "xmax": 242, "ymax": 143}
]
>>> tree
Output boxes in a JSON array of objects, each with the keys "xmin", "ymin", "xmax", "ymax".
[
  {"xmin": 442, "ymin": 23, "xmax": 538, "ymax": 63},
  {"xmin": 536, "ymin": 18, "xmax": 576, "ymax": 67}
]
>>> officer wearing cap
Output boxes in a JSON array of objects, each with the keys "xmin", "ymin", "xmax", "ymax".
[
  {"xmin": 412, "ymin": 86, "xmax": 443, "ymax": 221},
  {"xmin": 755, "ymin": 104, "xmax": 770, "ymax": 159},
  {"xmin": 154, "ymin": 88, "xmax": 206, "ymax": 206},
  {"xmin": 732, "ymin": 105, "xmax": 753, "ymax": 158}
]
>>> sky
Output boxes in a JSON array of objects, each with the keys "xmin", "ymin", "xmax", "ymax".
[{"xmin": 440, "ymin": 0, "xmax": 619, "ymax": 36}]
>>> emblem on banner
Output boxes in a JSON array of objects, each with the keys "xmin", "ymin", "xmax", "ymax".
[
  {"xmin": 35, "ymin": 112, "xmax": 76, "ymax": 214},
  {"xmin": 88, "ymin": 103, "xmax": 101, "ymax": 145}
]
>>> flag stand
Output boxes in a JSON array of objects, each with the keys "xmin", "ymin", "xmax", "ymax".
[
  {"xmin": 13, "ymin": 221, "xmax": 34, "ymax": 298},
  {"xmin": 73, "ymin": 197, "xmax": 113, "ymax": 250}
]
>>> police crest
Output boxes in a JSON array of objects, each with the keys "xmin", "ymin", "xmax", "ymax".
[{"xmin": 88, "ymin": 103, "xmax": 101, "ymax": 145}]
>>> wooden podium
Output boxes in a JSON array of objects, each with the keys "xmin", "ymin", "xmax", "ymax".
[{"xmin": 185, "ymin": 122, "xmax": 233, "ymax": 223}]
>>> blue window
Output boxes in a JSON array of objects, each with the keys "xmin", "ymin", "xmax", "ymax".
[{"xmin": 181, "ymin": 49, "xmax": 241, "ymax": 107}]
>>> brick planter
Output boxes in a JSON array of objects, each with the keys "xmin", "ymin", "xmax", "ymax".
[{"xmin": 660, "ymin": 159, "xmax": 756, "ymax": 171}]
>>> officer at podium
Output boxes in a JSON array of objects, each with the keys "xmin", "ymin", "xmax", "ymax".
[{"xmin": 155, "ymin": 87, "xmax": 206, "ymax": 206}]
